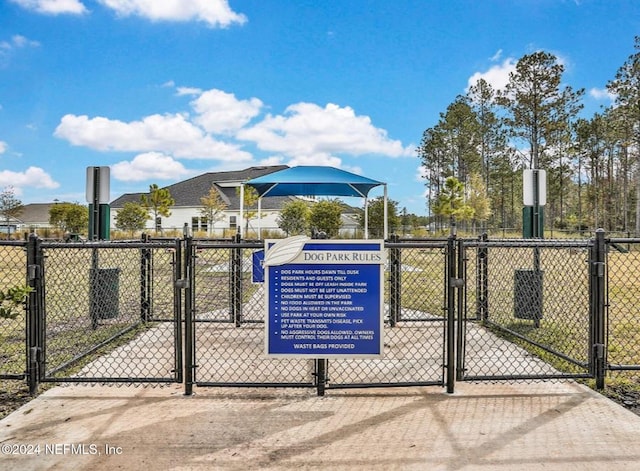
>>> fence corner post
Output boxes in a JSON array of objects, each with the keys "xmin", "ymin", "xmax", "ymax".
[{"xmin": 591, "ymin": 228, "xmax": 606, "ymax": 390}]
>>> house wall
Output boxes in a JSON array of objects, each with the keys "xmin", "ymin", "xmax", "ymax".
[
  {"xmin": 110, "ymin": 207, "xmax": 286, "ymax": 237},
  {"xmin": 110, "ymin": 206, "xmax": 360, "ymax": 238}
]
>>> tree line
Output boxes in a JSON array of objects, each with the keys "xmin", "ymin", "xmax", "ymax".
[{"xmin": 419, "ymin": 36, "xmax": 640, "ymax": 236}]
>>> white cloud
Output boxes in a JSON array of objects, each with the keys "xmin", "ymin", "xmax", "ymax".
[
  {"xmin": 490, "ymin": 49, "xmax": 503, "ymax": 62},
  {"xmin": 190, "ymin": 89, "xmax": 263, "ymax": 134},
  {"xmin": 0, "ymin": 35, "xmax": 41, "ymax": 59},
  {"xmin": 237, "ymin": 102, "xmax": 413, "ymax": 160},
  {"xmin": 9, "ymin": 35, "xmax": 41, "ymax": 49},
  {"xmin": 467, "ymin": 57, "xmax": 517, "ymax": 93},
  {"xmin": 0, "ymin": 166, "xmax": 59, "ymax": 189},
  {"xmin": 0, "ymin": 141, "xmax": 6, "ymax": 154},
  {"xmin": 286, "ymin": 153, "xmax": 343, "ymax": 168},
  {"xmin": 590, "ymin": 87, "xmax": 615, "ymax": 101},
  {"xmin": 111, "ymin": 152, "xmax": 190, "ymax": 182},
  {"xmin": 176, "ymin": 86, "xmax": 203, "ymax": 96},
  {"xmin": 54, "ymin": 113, "xmax": 252, "ymax": 161},
  {"xmin": 98, "ymin": 0, "xmax": 247, "ymax": 28},
  {"xmin": 9, "ymin": 0, "xmax": 87, "ymax": 15}
]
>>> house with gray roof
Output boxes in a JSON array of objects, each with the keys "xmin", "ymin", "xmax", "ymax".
[
  {"xmin": 3, "ymin": 203, "xmax": 55, "ymax": 237},
  {"xmin": 110, "ymin": 165, "xmax": 361, "ymax": 237}
]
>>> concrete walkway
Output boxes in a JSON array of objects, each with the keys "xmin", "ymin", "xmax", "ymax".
[{"xmin": 1, "ymin": 381, "xmax": 640, "ymax": 470}]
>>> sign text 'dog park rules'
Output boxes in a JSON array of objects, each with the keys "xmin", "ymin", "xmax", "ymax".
[{"xmin": 264, "ymin": 238, "xmax": 385, "ymax": 358}]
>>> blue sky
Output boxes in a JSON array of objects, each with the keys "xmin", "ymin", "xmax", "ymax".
[{"xmin": 0, "ymin": 0, "xmax": 638, "ymax": 215}]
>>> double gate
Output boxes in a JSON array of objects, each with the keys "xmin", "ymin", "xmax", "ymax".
[
  {"xmin": 183, "ymin": 237, "xmax": 450, "ymax": 395},
  {"xmin": 2, "ymin": 231, "xmax": 638, "ymax": 396}
]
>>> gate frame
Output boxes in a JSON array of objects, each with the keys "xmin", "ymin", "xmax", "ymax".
[
  {"xmin": 456, "ymin": 234, "xmax": 604, "ymax": 385},
  {"xmin": 184, "ymin": 235, "xmax": 454, "ymax": 396},
  {"xmin": 26, "ymin": 237, "xmax": 184, "ymax": 393}
]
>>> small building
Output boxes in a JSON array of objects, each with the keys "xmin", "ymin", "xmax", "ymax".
[
  {"xmin": 9, "ymin": 203, "xmax": 55, "ymax": 236},
  {"xmin": 109, "ymin": 165, "xmax": 361, "ymax": 238}
]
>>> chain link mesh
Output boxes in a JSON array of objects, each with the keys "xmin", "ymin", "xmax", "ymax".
[
  {"xmin": 460, "ymin": 240, "xmax": 591, "ymax": 379},
  {"xmin": 192, "ymin": 243, "xmax": 313, "ymax": 385},
  {"xmin": 40, "ymin": 241, "xmax": 180, "ymax": 382},
  {"xmin": 191, "ymin": 241, "xmax": 448, "ymax": 387},
  {"xmin": 0, "ymin": 242, "xmax": 28, "ymax": 379},
  {"xmin": 606, "ymin": 241, "xmax": 640, "ymax": 377},
  {"xmin": 6, "ymin": 235, "xmax": 640, "ymax": 392},
  {"xmin": 328, "ymin": 243, "xmax": 447, "ymax": 387}
]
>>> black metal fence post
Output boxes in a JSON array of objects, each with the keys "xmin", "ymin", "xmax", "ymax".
[
  {"xmin": 456, "ymin": 239, "xmax": 466, "ymax": 382},
  {"xmin": 184, "ymin": 236, "xmax": 195, "ymax": 396},
  {"xmin": 316, "ymin": 359, "xmax": 327, "ymax": 396},
  {"xmin": 446, "ymin": 234, "xmax": 457, "ymax": 393},
  {"xmin": 476, "ymin": 233, "xmax": 489, "ymax": 321},
  {"xmin": 140, "ymin": 233, "xmax": 152, "ymax": 322},
  {"xmin": 590, "ymin": 228, "xmax": 607, "ymax": 390},
  {"xmin": 26, "ymin": 234, "xmax": 43, "ymax": 396},
  {"xmin": 389, "ymin": 234, "xmax": 401, "ymax": 327},
  {"xmin": 231, "ymin": 231, "xmax": 243, "ymax": 327}
]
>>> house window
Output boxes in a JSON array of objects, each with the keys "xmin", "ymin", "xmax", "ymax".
[
  {"xmin": 229, "ymin": 216, "xmax": 237, "ymax": 229},
  {"xmin": 191, "ymin": 217, "xmax": 209, "ymax": 233}
]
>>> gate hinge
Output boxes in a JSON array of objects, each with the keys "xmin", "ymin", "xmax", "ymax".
[
  {"xmin": 594, "ymin": 343, "xmax": 605, "ymax": 359},
  {"xmin": 450, "ymin": 278, "xmax": 464, "ymax": 288},
  {"xmin": 592, "ymin": 262, "xmax": 605, "ymax": 277},
  {"xmin": 28, "ymin": 264, "xmax": 40, "ymax": 281},
  {"xmin": 175, "ymin": 278, "xmax": 189, "ymax": 289}
]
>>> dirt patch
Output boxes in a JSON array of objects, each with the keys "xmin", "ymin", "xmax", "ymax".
[
  {"xmin": 0, "ymin": 381, "xmax": 33, "ymax": 420},
  {"xmin": 607, "ymin": 384, "xmax": 640, "ymax": 417}
]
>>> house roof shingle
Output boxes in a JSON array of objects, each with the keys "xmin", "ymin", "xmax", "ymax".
[{"xmin": 110, "ymin": 165, "xmax": 291, "ymax": 210}]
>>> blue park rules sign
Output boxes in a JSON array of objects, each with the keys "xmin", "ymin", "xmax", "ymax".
[{"xmin": 264, "ymin": 237, "xmax": 386, "ymax": 358}]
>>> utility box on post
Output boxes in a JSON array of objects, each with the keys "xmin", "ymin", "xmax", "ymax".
[
  {"xmin": 514, "ymin": 269, "xmax": 543, "ymax": 324},
  {"xmin": 90, "ymin": 267, "xmax": 120, "ymax": 327}
]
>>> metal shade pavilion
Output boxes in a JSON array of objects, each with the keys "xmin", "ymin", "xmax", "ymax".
[{"xmin": 241, "ymin": 166, "xmax": 387, "ymax": 239}]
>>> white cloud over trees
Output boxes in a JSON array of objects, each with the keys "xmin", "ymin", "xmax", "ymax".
[
  {"xmin": 466, "ymin": 58, "xmax": 517, "ymax": 93},
  {"xmin": 54, "ymin": 87, "xmax": 414, "ymax": 184}
]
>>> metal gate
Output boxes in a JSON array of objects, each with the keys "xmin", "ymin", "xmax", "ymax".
[
  {"xmin": 456, "ymin": 236, "xmax": 599, "ymax": 383},
  {"xmin": 34, "ymin": 238, "xmax": 183, "ymax": 386},
  {"xmin": 184, "ymin": 237, "xmax": 451, "ymax": 395}
]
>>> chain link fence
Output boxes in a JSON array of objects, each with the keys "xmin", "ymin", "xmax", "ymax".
[
  {"xmin": 189, "ymin": 240, "xmax": 315, "ymax": 387},
  {"xmin": 0, "ymin": 241, "xmax": 28, "ymax": 380},
  {"xmin": 4, "ymin": 232, "xmax": 640, "ymax": 397},
  {"xmin": 605, "ymin": 238, "xmax": 640, "ymax": 379},
  {"xmin": 38, "ymin": 239, "xmax": 181, "ymax": 384},
  {"xmin": 459, "ymin": 238, "xmax": 593, "ymax": 381},
  {"xmin": 326, "ymin": 240, "xmax": 449, "ymax": 389}
]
